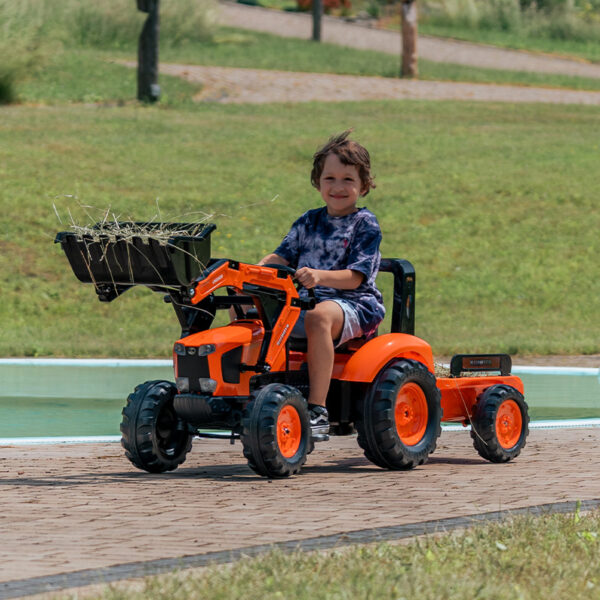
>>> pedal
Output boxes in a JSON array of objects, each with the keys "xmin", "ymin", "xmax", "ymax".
[{"xmin": 311, "ymin": 433, "xmax": 329, "ymax": 443}]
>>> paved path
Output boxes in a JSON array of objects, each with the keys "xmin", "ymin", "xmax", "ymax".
[
  {"xmin": 218, "ymin": 1, "xmax": 600, "ymax": 79},
  {"xmin": 159, "ymin": 62, "xmax": 600, "ymax": 104},
  {"xmin": 1, "ymin": 428, "xmax": 599, "ymax": 595}
]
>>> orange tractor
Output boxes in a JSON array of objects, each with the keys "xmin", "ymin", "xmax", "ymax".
[{"xmin": 56, "ymin": 222, "xmax": 529, "ymax": 478}]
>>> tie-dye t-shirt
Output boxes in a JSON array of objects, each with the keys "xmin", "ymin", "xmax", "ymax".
[{"xmin": 274, "ymin": 206, "xmax": 385, "ymax": 336}]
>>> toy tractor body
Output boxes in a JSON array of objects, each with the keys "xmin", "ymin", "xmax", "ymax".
[{"xmin": 56, "ymin": 222, "xmax": 529, "ymax": 478}]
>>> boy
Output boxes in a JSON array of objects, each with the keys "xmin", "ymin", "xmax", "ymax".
[{"xmin": 259, "ymin": 131, "xmax": 385, "ymax": 434}]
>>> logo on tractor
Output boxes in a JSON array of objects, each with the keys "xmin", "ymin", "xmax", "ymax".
[{"xmin": 276, "ymin": 324, "xmax": 290, "ymax": 346}]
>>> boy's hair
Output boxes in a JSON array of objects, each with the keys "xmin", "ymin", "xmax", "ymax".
[{"xmin": 311, "ymin": 130, "xmax": 376, "ymax": 196}]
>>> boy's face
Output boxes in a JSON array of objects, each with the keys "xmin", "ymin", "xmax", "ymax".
[{"xmin": 318, "ymin": 153, "xmax": 364, "ymax": 217}]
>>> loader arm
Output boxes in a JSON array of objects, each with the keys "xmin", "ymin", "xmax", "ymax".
[{"xmin": 189, "ymin": 260, "xmax": 313, "ymax": 372}]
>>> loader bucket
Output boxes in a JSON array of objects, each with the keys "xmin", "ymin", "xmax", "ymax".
[{"xmin": 55, "ymin": 222, "xmax": 215, "ymax": 301}]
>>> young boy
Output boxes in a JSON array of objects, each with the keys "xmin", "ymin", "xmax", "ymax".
[{"xmin": 259, "ymin": 131, "xmax": 385, "ymax": 433}]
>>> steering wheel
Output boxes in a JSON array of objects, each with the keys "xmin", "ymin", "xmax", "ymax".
[{"xmin": 262, "ymin": 263, "xmax": 316, "ymax": 308}]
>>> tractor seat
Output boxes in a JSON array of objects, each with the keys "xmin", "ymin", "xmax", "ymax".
[{"xmin": 287, "ymin": 331, "xmax": 376, "ymax": 354}]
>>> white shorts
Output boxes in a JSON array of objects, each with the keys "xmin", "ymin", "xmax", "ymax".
[{"xmin": 290, "ymin": 298, "xmax": 363, "ymax": 347}]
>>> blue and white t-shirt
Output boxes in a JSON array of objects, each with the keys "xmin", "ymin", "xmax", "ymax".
[{"xmin": 274, "ymin": 206, "xmax": 385, "ymax": 336}]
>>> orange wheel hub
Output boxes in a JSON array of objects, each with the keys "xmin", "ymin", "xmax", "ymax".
[
  {"xmin": 495, "ymin": 399, "xmax": 522, "ymax": 449},
  {"xmin": 395, "ymin": 382, "xmax": 428, "ymax": 446},
  {"xmin": 277, "ymin": 405, "xmax": 302, "ymax": 458}
]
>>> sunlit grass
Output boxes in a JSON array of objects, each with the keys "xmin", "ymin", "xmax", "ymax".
[
  {"xmin": 420, "ymin": 22, "xmax": 600, "ymax": 63},
  {"xmin": 159, "ymin": 27, "xmax": 600, "ymax": 91},
  {"xmin": 11, "ymin": 24, "xmax": 600, "ymax": 107},
  {"xmin": 1, "ymin": 100, "xmax": 599, "ymax": 358},
  {"xmin": 74, "ymin": 511, "xmax": 600, "ymax": 600}
]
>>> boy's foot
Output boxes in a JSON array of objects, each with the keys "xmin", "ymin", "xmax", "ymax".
[{"xmin": 308, "ymin": 404, "xmax": 330, "ymax": 436}]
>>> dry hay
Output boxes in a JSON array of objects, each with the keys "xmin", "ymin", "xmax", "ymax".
[
  {"xmin": 55, "ymin": 203, "xmax": 215, "ymax": 245},
  {"xmin": 54, "ymin": 203, "xmax": 216, "ymax": 294}
]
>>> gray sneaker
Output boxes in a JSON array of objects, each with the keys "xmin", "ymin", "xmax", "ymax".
[{"xmin": 308, "ymin": 405, "xmax": 330, "ymax": 436}]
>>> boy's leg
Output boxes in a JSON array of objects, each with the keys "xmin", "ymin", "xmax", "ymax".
[{"xmin": 304, "ymin": 300, "xmax": 344, "ymax": 408}]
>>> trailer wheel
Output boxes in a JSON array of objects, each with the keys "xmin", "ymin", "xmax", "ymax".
[
  {"xmin": 471, "ymin": 385, "xmax": 529, "ymax": 463},
  {"xmin": 356, "ymin": 359, "xmax": 442, "ymax": 470},
  {"xmin": 241, "ymin": 384, "xmax": 309, "ymax": 478},
  {"xmin": 120, "ymin": 380, "xmax": 193, "ymax": 473}
]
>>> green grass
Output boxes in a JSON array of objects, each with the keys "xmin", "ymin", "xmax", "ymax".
[
  {"xmin": 17, "ymin": 49, "xmax": 201, "ymax": 106},
  {"xmin": 72, "ymin": 511, "xmax": 600, "ymax": 599},
  {"xmin": 1, "ymin": 100, "xmax": 599, "ymax": 358},
  {"xmin": 11, "ymin": 25, "xmax": 600, "ymax": 108},
  {"xmin": 157, "ymin": 27, "xmax": 600, "ymax": 91},
  {"xmin": 0, "ymin": 0, "xmax": 216, "ymax": 103},
  {"xmin": 420, "ymin": 22, "xmax": 600, "ymax": 64}
]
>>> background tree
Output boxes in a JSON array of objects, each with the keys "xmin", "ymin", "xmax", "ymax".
[{"xmin": 401, "ymin": 0, "xmax": 418, "ymax": 78}]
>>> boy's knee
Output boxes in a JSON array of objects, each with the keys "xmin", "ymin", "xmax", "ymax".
[
  {"xmin": 304, "ymin": 302, "xmax": 343, "ymax": 336},
  {"xmin": 304, "ymin": 310, "xmax": 331, "ymax": 334}
]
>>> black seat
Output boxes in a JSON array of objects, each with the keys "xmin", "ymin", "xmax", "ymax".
[
  {"xmin": 286, "ymin": 258, "xmax": 416, "ymax": 354},
  {"xmin": 287, "ymin": 332, "xmax": 376, "ymax": 354}
]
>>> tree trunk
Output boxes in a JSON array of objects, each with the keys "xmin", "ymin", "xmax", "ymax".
[
  {"xmin": 312, "ymin": 0, "xmax": 322, "ymax": 42},
  {"xmin": 137, "ymin": 0, "xmax": 160, "ymax": 102},
  {"xmin": 401, "ymin": 0, "xmax": 418, "ymax": 78}
]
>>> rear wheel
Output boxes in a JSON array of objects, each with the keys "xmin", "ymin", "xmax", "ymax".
[
  {"xmin": 471, "ymin": 385, "xmax": 529, "ymax": 463},
  {"xmin": 356, "ymin": 359, "xmax": 442, "ymax": 470},
  {"xmin": 241, "ymin": 384, "xmax": 309, "ymax": 478},
  {"xmin": 120, "ymin": 380, "xmax": 193, "ymax": 473}
]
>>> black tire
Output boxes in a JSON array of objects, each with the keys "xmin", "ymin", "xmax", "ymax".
[
  {"xmin": 470, "ymin": 385, "xmax": 529, "ymax": 463},
  {"xmin": 241, "ymin": 383, "xmax": 310, "ymax": 478},
  {"xmin": 356, "ymin": 359, "xmax": 442, "ymax": 470},
  {"xmin": 120, "ymin": 380, "xmax": 193, "ymax": 473}
]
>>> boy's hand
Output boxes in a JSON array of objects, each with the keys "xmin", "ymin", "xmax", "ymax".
[
  {"xmin": 295, "ymin": 267, "xmax": 321, "ymax": 289},
  {"xmin": 295, "ymin": 267, "xmax": 364, "ymax": 290}
]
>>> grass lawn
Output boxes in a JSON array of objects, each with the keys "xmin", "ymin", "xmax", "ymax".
[
  {"xmin": 13, "ymin": 26, "xmax": 600, "ymax": 109},
  {"xmin": 18, "ymin": 49, "xmax": 201, "ymax": 107},
  {"xmin": 79, "ymin": 511, "xmax": 600, "ymax": 599},
  {"xmin": 1, "ymin": 98, "xmax": 599, "ymax": 358},
  {"xmin": 420, "ymin": 23, "xmax": 600, "ymax": 65},
  {"xmin": 159, "ymin": 27, "xmax": 600, "ymax": 91}
]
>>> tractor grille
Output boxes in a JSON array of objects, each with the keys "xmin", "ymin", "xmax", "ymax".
[{"xmin": 176, "ymin": 355, "xmax": 210, "ymax": 392}]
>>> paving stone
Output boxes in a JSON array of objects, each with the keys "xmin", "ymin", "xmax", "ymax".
[{"xmin": 1, "ymin": 429, "xmax": 598, "ymax": 583}]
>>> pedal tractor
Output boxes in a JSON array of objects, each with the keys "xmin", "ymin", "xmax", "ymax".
[{"xmin": 56, "ymin": 222, "xmax": 529, "ymax": 478}]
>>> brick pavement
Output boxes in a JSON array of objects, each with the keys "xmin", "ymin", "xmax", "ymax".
[{"xmin": 1, "ymin": 428, "xmax": 599, "ymax": 588}]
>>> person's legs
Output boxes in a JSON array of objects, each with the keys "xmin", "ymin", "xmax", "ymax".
[{"xmin": 304, "ymin": 300, "xmax": 344, "ymax": 408}]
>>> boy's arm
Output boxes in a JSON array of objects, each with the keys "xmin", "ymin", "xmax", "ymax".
[
  {"xmin": 295, "ymin": 267, "xmax": 363, "ymax": 290},
  {"xmin": 258, "ymin": 253, "xmax": 289, "ymax": 267}
]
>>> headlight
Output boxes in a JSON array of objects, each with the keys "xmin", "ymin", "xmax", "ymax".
[
  {"xmin": 197, "ymin": 344, "xmax": 216, "ymax": 356},
  {"xmin": 175, "ymin": 343, "xmax": 216, "ymax": 356},
  {"xmin": 199, "ymin": 378, "xmax": 217, "ymax": 393},
  {"xmin": 176, "ymin": 377, "xmax": 189, "ymax": 393}
]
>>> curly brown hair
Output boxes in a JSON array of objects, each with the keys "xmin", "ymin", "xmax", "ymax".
[{"xmin": 310, "ymin": 130, "xmax": 376, "ymax": 196}]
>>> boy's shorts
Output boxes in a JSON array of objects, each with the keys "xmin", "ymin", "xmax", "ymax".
[{"xmin": 290, "ymin": 299, "xmax": 363, "ymax": 347}]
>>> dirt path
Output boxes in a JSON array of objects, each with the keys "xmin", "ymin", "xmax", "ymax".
[
  {"xmin": 157, "ymin": 62, "xmax": 600, "ymax": 105},
  {"xmin": 218, "ymin": 1, "xmax": 600, "ymax": 79},
  {"xmin": 149, "ymin": 3, "xmax": 600, "ymax": 106},
  {"xmin": 1, "ymin": 429, "xmax": 598, "ymax": 596}
]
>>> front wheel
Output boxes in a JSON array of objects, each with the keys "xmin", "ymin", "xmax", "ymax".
[
  {"xmin": 120, "ymin": 380, "xmax": 193, "ymax": 473},
  {"xmin": 356, "ymin": 359, "xmax": 442, "ymax": 470},
  {"xmin": 241, "ymin": 384, "xmax": 310, "ymax": 478},
  {"xmin": 470, "ymin": 385, "xmax": 529, "ymax": 463}
]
